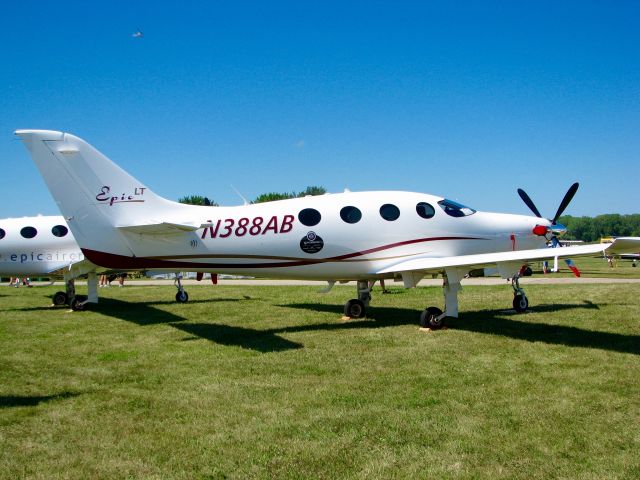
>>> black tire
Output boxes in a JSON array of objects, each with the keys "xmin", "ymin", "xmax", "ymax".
[
  {"xmin": 175, "ymin": 291, "xmax": 189, "ymax": 303},
  {"xmin": 52, "ymin": 291, "xmax": 68, "ymax": 306},
  {"xmin": 420, "ymin": 306, "xmax": 444, "ymax": 329},
  {"xmin": 344, "ymin": 299, "xmax": 366, "ymax": 318},
  {"xmin": 71, "ymin": 297, "xmax": 87, "ymax": 311},
  {"xmin": 513, "ymin": 293, "xmax": 528, "ymax": 313}
]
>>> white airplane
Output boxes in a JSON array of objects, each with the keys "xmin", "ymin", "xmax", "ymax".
[
  {"xmin": 0, "ymin": 215, "xmax": 95, "ymax": 307},
  {"xmin": 0, "ymin": 215, "xmax": 200, "ymax": 309},
  {"xmin": 15, "ymin": 130, "xmax": 640, "ymax": 328}
]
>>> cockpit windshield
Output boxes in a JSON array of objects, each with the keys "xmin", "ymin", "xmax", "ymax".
[{"xmin": 438, "ymin": 199, "xmax": 476, "ymax": 217}]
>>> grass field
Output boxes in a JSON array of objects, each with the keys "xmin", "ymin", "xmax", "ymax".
[
  {"xmin": 1, "ymin": 281, "xmax": 639, "ymax": 479},
  {"xmin": 529, "ymin": 255, "xmax": 640, "ymax": 278}
]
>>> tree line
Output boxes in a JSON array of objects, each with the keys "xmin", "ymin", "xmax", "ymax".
[
  {"xmin": 558, "ymin": 214, "xmax": 640, "ymax": 242},
  {"xmin": 178, "ymin": 186, "xmax": 327, "ymax": 206}
]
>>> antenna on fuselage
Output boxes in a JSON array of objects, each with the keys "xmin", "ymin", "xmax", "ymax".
[{"xmin": 230, "ymin": 185, "xmax": 249, "ymax": 205}]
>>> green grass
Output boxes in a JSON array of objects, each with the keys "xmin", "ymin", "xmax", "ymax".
[
  {"xmin": 530, "ymin": 255, "xmax": 640, "ymax": 278},
  {"xmin": 1, "ymin": 282, "xmax": 639, "ymax": 479}
]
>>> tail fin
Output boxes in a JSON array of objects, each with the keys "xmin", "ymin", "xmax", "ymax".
[{"xmin": 15, "ymin": 130, "xmax": 189, "ymax": 260}]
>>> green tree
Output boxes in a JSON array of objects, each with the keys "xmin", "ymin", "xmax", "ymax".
[
  {"xmin": 559, "ymin": 214, "xmax": 640, "ymax": 241},
  {"xmin": 297, "ymin": 186, "xmax": 327, "ymax": 197},
  {"xmin": 252, "ymin": 186, "xmax": 327, "ymax": 203},
  {"xmin": 252, "ymin": 192, "xmax": 296, "ymax": 203},
  {"xmin": 178, "ymin": 195, "xmax": 218, "ymax": 206}
]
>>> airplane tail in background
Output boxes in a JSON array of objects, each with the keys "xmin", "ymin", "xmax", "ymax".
[{"xmin": 15, "ymin": 130, "xmax": 194, "ymax": 261}]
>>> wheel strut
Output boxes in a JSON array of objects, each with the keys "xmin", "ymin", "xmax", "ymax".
[
  {"xmin": 511, "ymin": 273, "xmax": 529, "ymax": 313},
  {"xmin": 174, "ymin": 274, "xmax": 189, "ymax": 303}
]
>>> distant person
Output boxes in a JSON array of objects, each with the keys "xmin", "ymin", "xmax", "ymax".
[
  {"xmin": 99, "ymin": 274, "xmax": 108, "ymax": 287},
  {"xmin": 368, "ymin": 279, "xmax": 389, "ymax": 293},
  {"xmin": 21, "ymin": 277, "xmax": 31, "ymax": 287},
  {"xmin": 118, "ymin": 273, "xmax": 127, "ymax": 287}
]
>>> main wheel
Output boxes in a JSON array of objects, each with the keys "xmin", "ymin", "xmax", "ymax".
[
  {"xmin": 52, "ymin": 291, "xmax": 68, "ymax": 306},
  {"xmin": 420, "ymin": 306, "xmax": 444, "ymax": 329},
  {"xmin": 175, "ymin": 291, "xmax": 189, "ymax": 303},
  {"xmin": 513, "ymin": 293, "xmax": 529, "ymax": 313},
  {"xmin": 71, "ymin": 296, "xmax": 88, "ymax": 311},
  {"xmin": 344, "ymin": 299, "xmax": 366, "ymax": 318}
]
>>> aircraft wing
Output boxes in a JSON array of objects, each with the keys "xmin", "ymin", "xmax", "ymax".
[
  {"xmin": 376, "ymin": 237, "xmax": 640, "ymax": 276},
  {"xmin": 117, "ymin": 221, "xmax": 211, "ymax": 235}
]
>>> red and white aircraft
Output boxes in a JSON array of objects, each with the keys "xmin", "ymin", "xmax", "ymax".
[{"xmin": 15, "ymin": 130, "xmax": 640, "ymax": 327}]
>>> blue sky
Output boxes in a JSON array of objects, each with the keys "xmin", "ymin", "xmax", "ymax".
[{"xmin": 1, "ymin": 1, "xmax": 638, "ymax": 219}]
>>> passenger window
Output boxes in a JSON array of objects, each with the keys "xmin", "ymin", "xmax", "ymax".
[
  {"xmin": 379, "ymin": 204, "xmax": 400, "ymax": 221},
  {"xmin": 340, "ymin": 206, "xmax": 362, "ymax": 224},
  {"xmin": 416, "ymin": 202, "xmax": 435, "ymax": 219},
  {"xmin": 52, "ymin": 225, "xmax": 69, "ymax": 237},
  {"xmin": 20, "ymin": 226, "xmax": 37, "ymax": 239},
  {"xmin": 298, "ymin": 208, "xmax": 321, "ymax": 227},
  {"xmin": 0, "ymin": 228, "xmax": 5, "ymax": 240}
]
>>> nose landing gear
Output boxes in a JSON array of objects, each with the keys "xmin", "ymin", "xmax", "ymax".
[{"xmin": 511, "ymin": 274, "xmax": 529, "ymax": 313}]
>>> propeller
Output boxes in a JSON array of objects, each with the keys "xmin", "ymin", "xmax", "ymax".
[
  {"xmin": 551, "ymin": 182, "xmax": 579, "ymax": 224},
  {"xmin": 518, "ymin": 182, "xmax": 579, "ymax": 225},
  {"xmin": 517, "ymin": 182, "xmax": 581, "ymax": 276}
]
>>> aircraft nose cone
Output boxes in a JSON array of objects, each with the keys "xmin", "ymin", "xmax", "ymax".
[{"xmin": 550, "ymin": 223, "xmax": 567, "ymax": 236}]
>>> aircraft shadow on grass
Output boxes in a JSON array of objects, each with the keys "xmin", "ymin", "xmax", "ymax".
[
  {"xmin": 282, "ymin": 301, "xmax": 640, "ymax": 356},
  {"xmin": 171, "ymin": 323, "xmax": 303, "ymax": 353},
  {"xmin": 21, "ymin": 297, "xmax": 635, "ymax": 356},
  {"xmin": 0, "ymin": 391, "xmax": 80, "ymax": 408},
  {"xmin": 86, "ymin": 298, "xmax": 302, "ymax": 353}
]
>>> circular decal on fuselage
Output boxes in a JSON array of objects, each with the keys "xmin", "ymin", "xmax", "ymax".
[{"xmin": 300, "ymin": 231, "xmax": 324, "ymax": 254}]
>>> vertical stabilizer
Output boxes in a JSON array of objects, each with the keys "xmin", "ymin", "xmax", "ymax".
[{"xmin": 15, "ymin": 130, "xmax": 183, "ymax": 259}]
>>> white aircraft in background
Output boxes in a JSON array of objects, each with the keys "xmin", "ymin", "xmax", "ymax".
[
  {"xmin": 15, "ymin": 130, "xmax": 640, "ymax": 328},
  {"xmin": 0, "ymin": 215, "xmax": 94, "ymax": 307},
  {"xmin": 0, "ymin": 215, "xmax": 202, "ymax": 309}
]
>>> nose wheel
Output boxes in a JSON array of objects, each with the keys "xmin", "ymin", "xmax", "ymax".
[
  {"xmin": 513, "ymin": 293, "xmax": 528, "ymax": 312},
  {"xmin": 511, "ymin": 275, "xmax": 529, "ymax": 313}
]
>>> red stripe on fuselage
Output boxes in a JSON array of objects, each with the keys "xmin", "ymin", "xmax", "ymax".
[{"xmin": 81, "ymin": 236, "xmax": 486, "ymax": 270}]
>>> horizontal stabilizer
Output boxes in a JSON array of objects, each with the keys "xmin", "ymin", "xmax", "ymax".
[{"xmin": 117, "ymin": 221, "xmax": 212, "ymax": 235}]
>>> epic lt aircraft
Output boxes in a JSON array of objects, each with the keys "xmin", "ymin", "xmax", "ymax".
[
  {"xmin": 0, "ymin": 215, "xmax": 205, "ymax": 309},
  {"xmin": 0, "ymin": 215, "xmax": 89, "ymax": 306},
  {"xmin": 15, "ymin": 130, "xmax": 640, "ymax": 328}
]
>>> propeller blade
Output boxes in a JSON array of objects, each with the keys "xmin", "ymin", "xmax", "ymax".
[
  {"xmin": 564, "ymin": 258, "xmax": 581, "ymax": 277},
  {"xmin": 517, "ymin": 188, "xmax": 543, "ymax": 218},
  {"xmin": 552, "ymin": 182, "xmax": 579, "ymax": 224}
]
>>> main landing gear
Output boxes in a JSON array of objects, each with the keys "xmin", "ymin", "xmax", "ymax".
[
  {"xmin": 53, "ymin": 270, "xmax": 99, "ymax": 311},
  {"xmin": 342, "ymin": 267, "xmax": 531, "ymax": 329},
  {"xmin": 419, "ymin": 269, "xmax": 462, "ymax": 330},
  {"xmin": 343, "ymin": 280, "xmax": 370, "ymax": 318}
]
